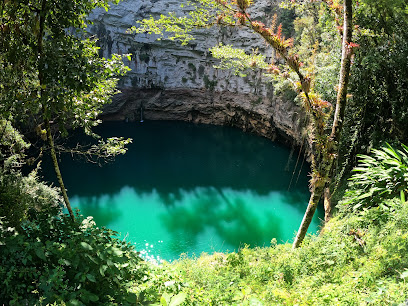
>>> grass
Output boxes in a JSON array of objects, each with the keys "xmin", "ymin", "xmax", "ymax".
[{"xmin": 137, "ymin": 198, "xmax": 408, "ymax": 305}]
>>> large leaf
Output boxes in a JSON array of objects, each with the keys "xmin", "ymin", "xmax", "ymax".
[
  {"xmin": 80, "ymin": 241, "xmax": 93, "ymax": 251},
  {"xmin": 86, "ymin": 273, "xmax": 96, "ymax": 282},
  {"xmin": 35, "ymin": 248, "xmax": 46, "ymax": 261},
  {"xmin": 169, "ymin": 293, "xmax": 187, "ymax": 306}
]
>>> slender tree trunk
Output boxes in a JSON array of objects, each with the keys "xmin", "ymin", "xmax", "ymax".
[
  {"xmin": 330, "ymin": 0, "xmax": 353, "ymax": 142},
  {"xmin": 323, "ymin": 0, "xmax": 353, "ymax": 219},
  {"xmin": 44, "ymin": 117, "xmax": 75, "ymax": 220},
  {"xmin": 292, "ymin": 0, "xmax": 353, "ymax": 249},
  {"xmin": 36, "ymin": 0, "xmax": 75, "ymax": 221},
  {"xmin": 292, "ymin": 184, "xmax": 325, "ymax": 248},
  {"xmin": 323, "ymin": 185, "xmax": 332, "ymax": 222}
]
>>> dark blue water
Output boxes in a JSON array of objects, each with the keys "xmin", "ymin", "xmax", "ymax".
[{"xmin": 41, "ymin": 121, "xmax": 322, "ymax": 262}]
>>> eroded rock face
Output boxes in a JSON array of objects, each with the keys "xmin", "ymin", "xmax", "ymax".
[
  {"xmin": 101, "ymin": 88, "xmax": 303, "ymax": 145},
  {"xmin": 87, "ymin": 0, "xmax": 305, "ymax": 144}
]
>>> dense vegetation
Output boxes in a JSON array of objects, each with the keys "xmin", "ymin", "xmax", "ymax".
[{"xmin": 1, "ymin": 0, "xmax": 408, "ymax": 304}]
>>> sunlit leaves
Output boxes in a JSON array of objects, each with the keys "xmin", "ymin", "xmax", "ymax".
[
  {"xmin": 210, "ymin": 44, "xmax": 268, "ymax": 76},
  {"xmin": 0, "ymin": 168, "xmax": 61, "ymax": 228},
  {"xmin": 94, "ymin": 137, "xmax": 133, "ymax": 158},
  {"xmin": 130, "ymin": 0, "xmax": 234, "ymax": 45},
  {"xmin": 343, "ymin": 143, "xmax": 408, "ymax": 210},
  {"xmin": 0, "ymin": 119, "xmax": 30, "ymax": 169}
]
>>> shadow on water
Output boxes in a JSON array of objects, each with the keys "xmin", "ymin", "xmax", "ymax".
[
  {"xmin": 160, "ymin": 187, "xmax": 281, "ymax": 253},
  {"xmin": 71, "ymin": 194, "xmax": 122, "ymax": 226}
]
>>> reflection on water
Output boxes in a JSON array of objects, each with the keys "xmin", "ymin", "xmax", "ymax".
[
  {"xmin": 71, "ymin": 186, "xmax": 319, "ymax": 262},
  {"xmin": 41, "ymin": 121, "xmax": 323, "ymax": 262}
]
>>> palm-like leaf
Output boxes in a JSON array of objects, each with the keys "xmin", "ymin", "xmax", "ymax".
[{"xmin": 344, "ymin": 143, "xmax": 408, "ymax": 210}]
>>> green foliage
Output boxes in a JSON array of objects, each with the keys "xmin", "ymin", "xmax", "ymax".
[
  {"xmin": 0, "ymin": 0, "xmax": 121, "ymax": 118},
  {"xmin": 160, "ymin": 292, "xmax": 187, "ymax": 306},
  {"xmin": 130, "ymin": 1, "xmax": 234, "ymax": 45},
  {"xmin": 278, "ymin": 7, "xmax": 296, "ymax": 38},
  {"xmin": 342, "ymin": 143, "xmax": 408, "ymax": 211},
  {"xmin": 210, "ymin": 44, "xmax": 269, "ymax": 77},
  {"xmin": 38, "ymin": 38, "xmax": 130, "ymax": 137},
  {"xmin": 281, "ymin": 1, "xmax": 341, "ymax": 103},
  {"xmin": 1, "ymin": 0, "xmax": 133, "ymax": 220},
  {"xmin": 0, "ymin": 168, "xmax": 60, "ymax": 228},
  {"xmin": 0, "ymin": 210, "xmax": 147, "ymax": 305},
  {"xmin": 0, "ymin": 0, "xmax": 132, "ymax": 156},
  {"xmin": 0, "ymin": 119, "xmax": 30, "ymax": 169},
  {"xmin": 92, "ymin": 137, "xmax": 133, "ymax": 158},
  {"xmin": 339, "ymin": 0, "xmax": 408, "ymax": 168}
]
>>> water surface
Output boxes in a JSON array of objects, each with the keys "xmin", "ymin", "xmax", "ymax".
[{"xmin": 43, "ymin": 121, "xmax": 322, "ymax": 262}]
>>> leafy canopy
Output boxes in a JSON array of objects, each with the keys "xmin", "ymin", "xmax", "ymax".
[{"xmin": 0, "ymin": 0, "xmax": 132, "ymax": 153}]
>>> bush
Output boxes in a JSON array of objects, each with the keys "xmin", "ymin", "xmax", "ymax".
[
  {"xmin": 0, "ymin": 119, "xmax": 30, "ymax": 169},
  {"xmin": 342, "ymin": 143, "xmax": 408, "ymax": 212},
  {"xmin": 0, "ymin": 168, "xmax": 61, "ymax": 228},
  {"xmin": 0, "ymin": 209, "xmax": 147, "ymax": 305},
  {"xmin": 0, "ymin": 118, "xmax": 59, "ymax": 228}
]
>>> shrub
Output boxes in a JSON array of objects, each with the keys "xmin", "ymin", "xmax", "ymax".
[
  {"xmin": 0, "ymin": 168, "xmax": 61, "ymax": 228},
  {"xmin": 0, "ymin": 119, "xmax": 30, "ymax": 169},
  {"xmin": 0, "ymin": 209, "xmax": 147, "ymax": 305},
  {"xmin": 342, "ymin": 143, "xmax": 408, "ymax": 212}
]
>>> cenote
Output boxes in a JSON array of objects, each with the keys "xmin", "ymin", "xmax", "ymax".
[{"xmin": 41, "ymin": 121, "xmax": 323, "ymax": 262}]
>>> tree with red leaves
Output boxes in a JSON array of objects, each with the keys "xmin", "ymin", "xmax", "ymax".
[{"xmin": 133, "ymin": 0, "xmax": 355, "ymax": 248}]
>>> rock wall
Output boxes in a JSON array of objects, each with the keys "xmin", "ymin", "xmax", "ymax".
[
  {"xmin": 101, "ymin": 88, "xmax": 302, "ymax": 144},
  {"xmin": 87, "ymin": 0, "xmax": 305, "ymax": 144}
]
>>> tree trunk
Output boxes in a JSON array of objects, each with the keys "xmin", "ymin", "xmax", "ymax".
[
  {"xmin": 292, "ymin": 184, "xmax": 325, "ymax": 249},
  {"xmin": 45, "ymin": 117, "xmax": 75, "ymax": 221},
  {"xmin": 36, "ymin": 0, "xmax": 75, "ymax": 221},
  {"xmin": 323, "ymin": 0, "xmax": 353, "ymax": 219},
  {"xmin": 323, "ymin": 185, "xmax": 332, "ymax": 222},
  {"xmin": 292, "ymin": 0, "xmax": 353, "ymax": 248},
  {"xmin": 330, "ymin": 0, "xmax": 353, "ymax": 142}
]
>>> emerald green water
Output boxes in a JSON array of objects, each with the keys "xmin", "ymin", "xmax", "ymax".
[{"xmin": 43, "ymin": 121, "xmax": 322, "ymax": 263}]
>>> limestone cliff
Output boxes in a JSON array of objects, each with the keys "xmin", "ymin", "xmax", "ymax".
[{"xmin": 87, "ymin": 0, "xmax": 305, "ymax": 144}]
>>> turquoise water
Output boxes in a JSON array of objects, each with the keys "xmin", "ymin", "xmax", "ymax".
[{"xmin": 43, "ymin": 121, "xmax": 322, "ymax": 262}]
